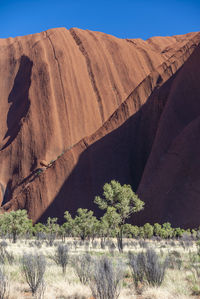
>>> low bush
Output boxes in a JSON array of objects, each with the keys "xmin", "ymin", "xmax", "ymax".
[
  {"xmin": 144, "ymin": 248, "xmax": 168, "ymax": 286},
  {"xmin": 100, "ymin": 239, "xmax": 106, "ymax": 250},
  {"xmin": 108, "ymin": 242, "xmax": 116, "ymax": 256},
  {"xmin": 50, "ymin": 244, "xmax": 69, "ymax": 274},
  {"xmin": 21, "ymin": 253, "xmax": 46, "ymax": 296},
  {"xmin": 0, "ymin": 266, "xmax": 9, "ymax": 299},
  {"xmin": 139, "ymin": 240, "xmax": 148, "ymax": 249},
  {"xmin": 168, "ymin": 250, "xmax": 182, "ymax": 270},
  {"xmin": 0, "ymin": 241, "xmax": 14, "ymax": 265},
  {"xmin": 73, "ymin": 253, "xmax": 92, "ymax": 284},
  {"xmin": 128, "ymin": 251, "xmax": 145, "ymax": 292},
  {"xmin": 129, "ymin": 248, "xmax": 168, "ymax": 289},
  {"xmin": 90, "ymin": 256, "xmax": 124, "ymax": 299},
  {"xmin": 92, "ymin": 240, "xmax": 98, "ymax": 249}
]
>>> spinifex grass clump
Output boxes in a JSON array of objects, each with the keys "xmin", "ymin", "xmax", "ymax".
[
  {"xmin": 21, "ymin": 253, "xmax": 46, "ymax": 296},
  {"xmin": 168, "ymin": 250, "xmax": 182, "ymax": 270},
  {"xmin": 50, "ymin": 244, "xmax": 69, "ymax": 274},
  {"xmin": 73, "ymin": 253, "xmax": 92, "ymax": 284},
  {"xmin": 128, "ymin": 248, "xmax": 168, "ymax": 291},
  {"xmin": 0, "ymin": 266, "xmax": 9, "ymax": 299},
  {"xmin": 90, "ymin": 256, "xmax": 125, "ymax": 299},
  {"xmin": 128, "ymin": 251, "xmax": 145, "ymax": 291},
  {"xmin": 187, "ymin": 251, "xmax": 200, "ymax": 295},
  {"xmin": 144, "ymin": 248, "xmax": 168, "ymax": 286},
  {"xmin": 0, "ymin": 241, "xmax": 14, "ymax": 265}
]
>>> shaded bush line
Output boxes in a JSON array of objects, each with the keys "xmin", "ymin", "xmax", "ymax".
[
  {"xmin": 0, "ymin": 181, "xmax": 199, "ymax": 250},
  {"xmin": 0, "ymin": 210, "xmax": 199, "ymax": 243}
]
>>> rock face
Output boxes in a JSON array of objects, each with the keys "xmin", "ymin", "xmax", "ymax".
[{"xmin": 0, "ymin": 28, "xmax": 200, "ymax": 227}]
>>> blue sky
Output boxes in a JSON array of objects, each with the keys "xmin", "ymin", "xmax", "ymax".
[{"xmin": 0, "ymin": 0, "xmax": 199, "ymax": 39}]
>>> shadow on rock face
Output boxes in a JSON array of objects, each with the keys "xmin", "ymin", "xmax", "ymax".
[
  {"xmin": 1, "ymin": 55, "xmax": 33, "ymax": 150},
  {"xmin": 37, "ymin": 69, "xmax": 178, "ymax": 224}
]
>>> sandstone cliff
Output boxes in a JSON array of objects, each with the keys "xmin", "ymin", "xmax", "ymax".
[{"xmin": 0, "ymin": 28, "xmax": 199, "ymax": 227}]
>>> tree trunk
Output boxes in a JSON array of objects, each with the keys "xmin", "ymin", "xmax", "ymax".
[
  {"xmin": 117, "ymin": 227, "xmax": 123, "ymax": 252},
  {"xmin": 13, "ymin": 231, "xmax": 17, "ymax": 243}
]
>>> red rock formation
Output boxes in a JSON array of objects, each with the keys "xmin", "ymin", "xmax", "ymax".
[
  {"xmin": 0, "ymin": 28, "xmax": 200, "ymax": 227},
  {"xmin": 137, "ymin": 43, "xmax": 200, "ymax": 228}
]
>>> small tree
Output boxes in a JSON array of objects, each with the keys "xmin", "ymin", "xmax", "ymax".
[
  {"xmin": 100, "ymin": 207, "xmax": 121, "ymax": 239},
  {"xmin": 139, "ymin": 226, "xmax": 145, "ymax": 239},
  {"xmin": 161, "ymin": 222, "xmax": 174, "ymax": 239},
  {"xmin": 121, "ymin": 224, "xmax": 133, "ymax": 238},
  {"xmin": 143, "ymin": 223, "xmax": 154, "ymax": 239},
  {"xmin": 94, "ymin": 180, "xmax": 144, "ymax": 252},
  {"xmin": 153, "ymin": 223, "xmax": 162, "ymax": 237},
  {"xmin": 0, "ymin": 210, "xmax": 32, "ymax": 243},
  {"xmin": 33, "ymin": 223, "xmax": 46, "ymax": 240},
  {"xmin": 90, "ymin": 217, "xmax": 101, "ymax": 244},
  {"xmin": 63, "ymin": 209, "xmax": 99, "ymax": 241},
  {"xmin": 45, "ymin": 217, "xmax": 59, "ymax": 246},
  {"xmin": 63, "ymin": 211, "xmax": 75, "ymax": 237},
  {"xmin": 74, "ymin": 208, "xmax": 99, "ymax": 241},
  {"xmin": 131, "ymin": 225, "xmax": 140, "ymax": 238},
  {"xmin": 59, "ymin": 224, "xmax": 66, "ymax": 242},
  {"xmin": 173, "ymin": 227, "xmax": 185, "ymax": 239}
]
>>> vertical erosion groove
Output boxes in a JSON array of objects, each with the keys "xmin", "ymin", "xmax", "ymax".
[
  {"xmin": 45, "ymin": 31, "xmax": 71, "ymax": 141},
  {"xmin": 69, "ymin": 28, "xmax": 105, "ymax": 123},
  {"xmin": 126, "ymin": 39, "xmax": 155, "ymax": 72}
]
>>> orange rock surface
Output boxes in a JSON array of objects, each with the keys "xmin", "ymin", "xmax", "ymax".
[{"xmin": 0, "ymin": 28, "xmax": 199, "ymax": 226}]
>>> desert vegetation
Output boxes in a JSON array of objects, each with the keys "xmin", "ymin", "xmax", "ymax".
[
  {"xmin": 0, "ymin": 181, "xmax": 200, "ymax": 298},
  {"xmin": 0, "ymin": 230, "xmax": 199, "ymax": 298}
]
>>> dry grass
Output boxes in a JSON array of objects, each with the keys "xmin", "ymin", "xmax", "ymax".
[{"xmin": 0, "ymin": 238, "xmax": 199, "ymax": 298}]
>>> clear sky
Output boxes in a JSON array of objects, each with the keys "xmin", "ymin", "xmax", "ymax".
[{"xmin": 0, "ymin": 0, "xmax": 199, "ymax": 40}]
